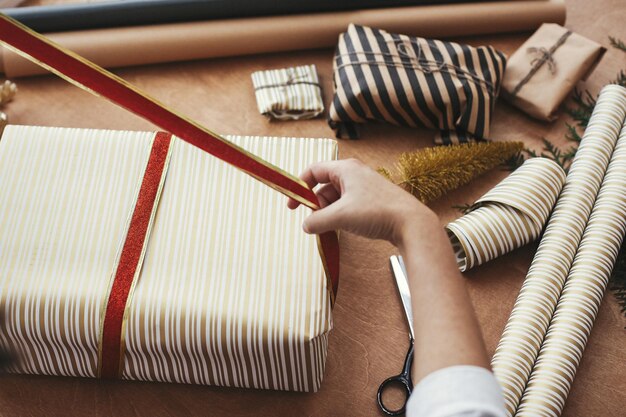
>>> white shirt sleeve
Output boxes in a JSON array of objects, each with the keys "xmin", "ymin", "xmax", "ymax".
[{"xmin": 406, "ymin": 365, "xmax": 507, "ymax": 417}]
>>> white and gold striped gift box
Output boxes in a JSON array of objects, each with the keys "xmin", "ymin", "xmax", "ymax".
[
  {"xmin": 0, "ymin": 125, "xmax": 337, "ymax": 392},
  {"xmin": 447, "ymin": 158, "xmax": 566, "ymax": 272},
  {"xmin": 251, "ymin": 64, "xmax": 324, "ymax": 120},
  {"xmin": 515, "ymin": 105, "xmax": 626, "ymax": 417},
  {"xmin": 491, "ymin": 84, "xmax": 626, "ymax": 416}
]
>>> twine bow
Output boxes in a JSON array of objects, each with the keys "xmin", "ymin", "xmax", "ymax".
[
  {"xmin": 335, "ymin": 38, "xmax": 496, "ymax": 97},
  {"xmin": 528, "ymin": 46, "xmax": 557, "ymax": 74},
  {"xmin": 510, "ymin": 30, "xmax": 572, "ymax": 97},
  {"xmin": 253, "ymin": 69, "xmax": 320, "ymax": 91}
]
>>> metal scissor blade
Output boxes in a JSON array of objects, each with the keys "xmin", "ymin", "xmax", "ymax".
[{"xmin": 390, "ymin": 255, "xmax": 414, "ymax": 340}]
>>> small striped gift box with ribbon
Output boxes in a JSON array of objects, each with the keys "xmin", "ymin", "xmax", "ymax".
[
  {"xmin": 328, "ymin": 24, "xmax": 506, "ymax": 144},
  {"xmin": 251, "ymin": 64, "xmax": 324, "ymax": 120}
]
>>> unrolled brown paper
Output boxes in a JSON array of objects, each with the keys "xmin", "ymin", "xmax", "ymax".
[{"xmin": 0, "ymin": 0, "xmax": 566, "ymax": 77}]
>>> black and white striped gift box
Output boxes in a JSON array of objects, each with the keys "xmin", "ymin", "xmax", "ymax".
[{"xmin": 329, "ymin": 24, "xmax": 506, "ymax": 145}]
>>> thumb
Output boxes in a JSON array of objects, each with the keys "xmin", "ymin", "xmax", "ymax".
[{"xmin": 302, "ymin": 202, "xmax": 346, "ymax": 235}]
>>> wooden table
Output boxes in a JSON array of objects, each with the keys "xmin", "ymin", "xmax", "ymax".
[{"xmin": 1, "ymin": 0, "xmax": 625, "ymax": 416}]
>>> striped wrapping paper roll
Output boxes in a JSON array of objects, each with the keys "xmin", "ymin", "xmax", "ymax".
[
  {"xmin": 515, "ymin": 114, "xmax": 626, "ymax": 417},
  {"xmin": 251, "ymin": 64, "xmax": 324, "ymax": 120},
  {"xmin": 491, "ymin": 84, "xmax": 626, "ymax": 416},
  {"xmin": 328, "ymin": 24, "xmax": 506, "ymax": 143},
  {"xmin": 446, "ymin": 158, "xmax": 566, "ymax": 272}
]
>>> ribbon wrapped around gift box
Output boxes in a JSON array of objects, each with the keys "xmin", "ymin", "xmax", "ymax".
[
  {"xmin": 0, "ymin": 14, "xmax": 341, "ymax": 392},
  {"xmin": 0, "ymin": 126, "xmax": 338, "ymax": 391}
]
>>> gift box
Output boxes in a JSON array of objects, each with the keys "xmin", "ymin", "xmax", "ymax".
[
  {"xmin": 328, "ymin": 24, "xmax": 507, "ymax": 144},
  {"xmin": 0, "ymin": 125, "xmax": 338, "ymax": 392},
  {"xmin": 251, "ymin": 64, "xmax": 324, "ymax": 120},
  {"xmin": 502, "ymin": 23, "xmax": 606, "ymax": 121}
]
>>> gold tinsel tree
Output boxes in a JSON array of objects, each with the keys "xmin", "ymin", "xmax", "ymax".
[{"xmin": 380, "ymin": 141, "xmax": 524, "ymax": 203}]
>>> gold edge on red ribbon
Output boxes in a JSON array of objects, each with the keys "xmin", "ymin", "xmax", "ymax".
[
  {"xmin": 96, "ymin": 134, "xmax": 160, "ymax": 377},
  {"xmin": 0, "ymin": 14, "xmax": 318, "ymax": 212},
  {"xmin": 116, "ymin": 135, "xmax": 174, "ymax": 378}
]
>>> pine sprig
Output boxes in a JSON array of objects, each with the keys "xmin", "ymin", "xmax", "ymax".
[
  {"xmin": 382, "ymin": 141, "xmax": 523, "ymax": 203},
  {"xmin": 567, "ymin": 89, "xmax": 596, "ymax": 128},
  {"xmin": 453, "ymin": 203, "xmax": 473, "ymax": 215},
  {"xmin": 609, "ymin": 36, "xmax": 626, "ymax": 53}
]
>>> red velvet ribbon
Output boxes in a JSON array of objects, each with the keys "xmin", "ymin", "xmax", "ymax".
[
  {"xmin": 99, "ymin": 132, "xmax": 172, "ymax": 378},
  {"xmin": 0, "ymin": 14, "xmax": 340, "ymax": 377}
]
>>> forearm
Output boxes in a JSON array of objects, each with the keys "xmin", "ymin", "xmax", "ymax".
[{"xmin": 398, "ymin": 213, "xmax": 490, "ymax": 383}]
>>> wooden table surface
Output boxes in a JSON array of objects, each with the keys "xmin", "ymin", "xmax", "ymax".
[{"xmin": 1, "ymin": 0, "xmax": 625, "ymax": 416}]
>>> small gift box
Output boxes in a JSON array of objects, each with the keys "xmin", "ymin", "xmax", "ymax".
[
  {"xmin": 328, "ymin": 24, "xmax": 507, "ymax": 144},
  {"xmin": 0, "ymin": 125, "xmax": 337, "ymax": 392},
  {"xmin": 251, "ymin": 64, "xmax": 324, "ymax": 120},
  {"xmin": 502, "ymin": 23, "xmax": 606, "ymax": 121}
]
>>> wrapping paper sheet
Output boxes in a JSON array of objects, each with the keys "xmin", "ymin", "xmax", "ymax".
[
  {"xmin": 491, "ymin": 84, "xmax": 626, "ymax": 416},
  {"xmin": 0, "ymin": 125, "xmax": 338, "ymax": 392},
  {"xmin": 0, "ymin": 0, "xmax": 566, "ymax": 77},
  {"xmin": 4, "ymin": 0, "xmax": 510, "ymax": 32},
  {"xmin": 515, "ymin": 98, "xmax": 626, "ymax": 417},
  {"xmin": 446, "ymin": 158, "xmax": 566, "ymax": 272}
]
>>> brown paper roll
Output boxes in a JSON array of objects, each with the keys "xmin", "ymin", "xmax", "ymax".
[{"xmin": 0, "ymin": 0, "xmax": 566, "ymax": 77}]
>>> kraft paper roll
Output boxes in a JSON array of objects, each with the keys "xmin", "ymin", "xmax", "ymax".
[
  {"xmin": 3, "ymin": 0, "xmax": 498, "ymax": 33},
  {"xmin": 447, "ymin": 158, "xmax": 566, "ymax": 272},
  {"xmin": 515, "ymin": 96, "xmax": 626, "ymax": 417},
  {"xmin": 491, "ymin": 84, "xmax": 626, "ymax": 417},
  {"xmin": 0, "ymin": 0, "xmax": 566, "ymax": 78}
]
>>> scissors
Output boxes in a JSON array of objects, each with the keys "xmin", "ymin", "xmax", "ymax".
[{"xmin": 377, "ymin": 255, "xmax": 414, "ymax": 416}]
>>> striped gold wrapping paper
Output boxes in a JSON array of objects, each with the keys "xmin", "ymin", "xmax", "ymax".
[
  {"xmin": 446, "ymin": 158, "xmax": 566, "ymax": 272},
  {"xmin": 0, "ymin": 125, "xmax": 337, "ymax": 392},
  {"xmin": 491, "ymin": 84, "xmax": 626, "ymax": 416},
  {"xmin": 515, "ymin": 110, "xmax": 626, "ymax": 417},
  {"xmin": 251, "ymin": 64, "xmax": 324, "ymax": 120}
]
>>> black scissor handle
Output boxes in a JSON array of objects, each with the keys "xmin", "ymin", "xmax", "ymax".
[
  {"xmin": 377, "ymin": 342, "xmax": 414, "ymax": 416},
  {"xmin": 377, "ymin": 375, "xmax": 412, "ymax": 416}
]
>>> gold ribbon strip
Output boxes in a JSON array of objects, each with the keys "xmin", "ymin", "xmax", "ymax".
[{"xmin": 446, "ymin": 158, "xmax": 566, "ymax": 272}]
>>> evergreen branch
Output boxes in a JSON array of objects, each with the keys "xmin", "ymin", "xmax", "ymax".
[
  {"xmin": 452, "ymin": 203, "xmax": 473, "ymax": 215},
  {"xmin": 502, "ymin": 152, "xmax": 526, "ymax": 171},
  {"xmin": 611, "ymin": 69, "xmax": 626, "ymax": 88},
  {"xmin": 609, "ymin": 36, "xmax": 626, "ymax": 53},
  {"xmin": 566, "ymin": 89, "xmax": 596, "ymax": 128},
  {"xmin": 565, "ymin": 123, "xmax": 583, "ymax": 144}
]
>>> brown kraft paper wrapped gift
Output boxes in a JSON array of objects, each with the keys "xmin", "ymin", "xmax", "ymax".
[{"xmin": 502, "ymin": 23, "xmax": 606, "ymax": 121}]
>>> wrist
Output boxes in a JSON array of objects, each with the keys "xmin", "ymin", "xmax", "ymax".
[{"xmin": 394, "ymin": 204, "xmax": 440, "ymax": 250}]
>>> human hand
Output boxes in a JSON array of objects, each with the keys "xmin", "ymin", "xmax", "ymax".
[{"xmin": 287, "ymin": 159, "xmax": 437, "ymax": 246}]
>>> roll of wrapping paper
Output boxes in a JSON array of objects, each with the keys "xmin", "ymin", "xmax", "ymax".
[
  {"xmin": 514, "ymin": 93, "xmax": 626, "ymax": 417},
  {"xmin": 3, "ymin": 0, "xmax": 491, "ymax": 33},
  {"xmin": 491, "ymin": 84, "xmax": 626, "ymax": 417},
  {"xmin": 0, "ymin": 0, "xmax": 566, "ymax": 77},
  {"xmin": 446, "ymin": 158, "xmax": 566, "ymax": 272}
]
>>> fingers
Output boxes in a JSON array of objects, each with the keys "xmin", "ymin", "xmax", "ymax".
[
  {"xmin": 315, "ymin": 183, "xmax": 341, "ymax": 208},
  {"xmin": 287, "ymin": 158, "xmax": 364, "ymax": 210},
  {"xmin": 302, "ymin": 200, "xmax": 347, "ymax": 234},
  {"xmin": 288, "ymin": 160, "xmax": 345, "ymax": 210}
]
